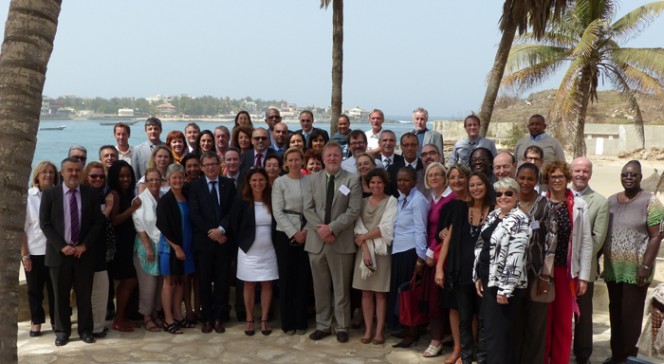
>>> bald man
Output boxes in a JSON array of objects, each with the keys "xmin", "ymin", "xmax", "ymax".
[
  {"xmin": 493, "ymin": 152, "xmax": 517, "ymax": 180},
  {"xmin": 570, "ymin": 157, "xmax": 609, "ymax": 364}
]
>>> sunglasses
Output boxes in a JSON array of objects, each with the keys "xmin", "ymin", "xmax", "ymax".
[
  {"xmin": 621, "ymin": 172, "xmax": 639, "ymax": 178},
  {"xmin": 89, "ymin": 174, "xmax": 105, "ymax": 179},
  {"xmin": 495, "ymin": 190, "xmax": 514, "ymax": 198},
  {"xmin": 253, "ymin": 136, "xmax": 268, "ymax": 141},
  {"xmin": 267, "ymin": 115, "xmax": 281, "ymax": 120}
]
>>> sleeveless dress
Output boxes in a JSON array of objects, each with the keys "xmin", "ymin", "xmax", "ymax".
[{"xmin": 236, "ymin": 202, "xmax": 279, "ymax": 282}]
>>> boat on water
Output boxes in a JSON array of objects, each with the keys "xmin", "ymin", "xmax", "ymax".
[
  {"xmin": 99, "ymin": 120, "xmax": 141, "ymax": 126},
  {"xmin": 40, "ymin": 125, "xmax": 66, "ymax": 131}
]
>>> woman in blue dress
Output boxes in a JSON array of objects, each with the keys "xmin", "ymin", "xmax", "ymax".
[{"xmin": 156, "ymin": 164, "xmax": 193, "ymax": 334}]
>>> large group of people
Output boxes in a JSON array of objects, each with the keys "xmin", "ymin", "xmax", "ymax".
[{"xmin": 22, "ymin": 109, "xmax": 664, "ymax": 364}]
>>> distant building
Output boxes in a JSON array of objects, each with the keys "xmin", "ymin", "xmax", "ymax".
[
  {"xmin": 347, "ymin": 107, "xmax": 369, "ymax": 120},
  {"xmin": 118, "ymin": 108, "xmax": 135, "ymax": 117},
  {"xmin": 156, "ymin": 103, "xmax": 177, "ymax": 116}
]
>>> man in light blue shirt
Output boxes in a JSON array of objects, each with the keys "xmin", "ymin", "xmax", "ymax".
[{"xmin": 448, "ymin": 114, "xmax": 497, "ymax": 168}]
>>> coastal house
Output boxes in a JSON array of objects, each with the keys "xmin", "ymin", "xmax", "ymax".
[{"xmin": 156, "ymin": 103, "xmax": 177, "ymax": 116}]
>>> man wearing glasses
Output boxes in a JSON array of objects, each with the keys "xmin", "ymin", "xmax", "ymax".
[
  {"xmin": 239, "ymin": 127, "xmax": 276, "ymax": 176},
  {"xmin": 340, "ymin": 130, "xmax": 384, "ymax": 173},
  {"xmin": 67, "ymin": 145, "xmax": 88, "ymax": 166}
]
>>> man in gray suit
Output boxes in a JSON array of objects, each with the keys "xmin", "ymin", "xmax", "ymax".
[
  {"xmin": 304, "ymin": 142, "xmax": 361, "ymax": 343},
  {"xmin": 412, "ymin": 107, "xmax": 444, "ymax": 159},
  {"xmin": 131, "ymin": 117, "xmax": 164, "ymax": 180},
  {"xmin": 570, "ymin": 156, "xmax": 610, "ymax": 364}
]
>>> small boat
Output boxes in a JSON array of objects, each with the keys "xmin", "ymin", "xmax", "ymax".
[
  {"xmin": 40, "ymin": 125, "xmax": 66, "ymax": 131},
  {"xmin": 99, "ymin": 120, "xmax": 141, "ymax": 126}
]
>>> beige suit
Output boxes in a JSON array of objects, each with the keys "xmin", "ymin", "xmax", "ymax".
[{"xmin": 303, "ymin": 169, "xmax": 361, "ymax": 332}]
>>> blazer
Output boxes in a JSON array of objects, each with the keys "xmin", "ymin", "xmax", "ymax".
[
  {"xmin": 239, "ymin": 148, "xmax": 278, "ymax": 176},
  {"xmin": 188, "ymin": 176, "xmax": 236, "ymax": 252},
  {"xmin": 131, "ymin": 140, "xmax": 164, "ymax": 180},
  {"xmin": 578, "ymin": 187, "xmax": 610, "ymax": 281},
  {"xmin": 420, "ymin": 129, "xmax": 444, "ymax": 159},
  {"xmin": 156, "ymin": 190, "xmax": 184, "ymax": 247},
  {"xmin": 231, "ymin": 197, "xmax": 277, "ymax": 253},
  {"xmin": 569, "ymin": 196, "xmax": 593, "ymax": 282},
  {"xmin": 40, "ymin": 184, "xmax": 104, "ymax": 268},
  {"xmin": 303, "ymin": 169, "xmax": 362, "ymax": 255},
  {"xmin": 383, "ymin": 155, "xmax": 406, "ymax": 197}
]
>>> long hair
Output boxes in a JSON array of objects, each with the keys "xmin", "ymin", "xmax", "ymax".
[
  {"xmin": 241, "ymin": 167, "xmax": 272, "ymax": 213},
  {"xmin": 107, "ymin": 160, "xmax": 136, "ymax": 196},
  {"xmin": 467, "ymin": 171, "xmax": 494, "ymax": 209}
]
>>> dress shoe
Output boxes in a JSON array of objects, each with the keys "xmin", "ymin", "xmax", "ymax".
[
  {"xmin": 309, "ymin": 329, "xmax": 331, "ymax": 341},
  {"xmin": 201, "ymin": 322, "xmax": 213, "ymax": 334},
  {"xmin": 336, "ymin": 331, "xmax": 349, "ymax": 343},
  {"xmin": 214, "ymin": 320, "xmax": 225, "ymax": 333},
  {"xmin": 80, "ymin": 333, "xmax": 96, "ymax": 344},
  {"xmin": 54, "ymin": 336, "xmax": 69, "ymax": 347},
  {"xmin": 92, "ymin": 331, "xmax": 107, "ymax": 338},
  {"xmin": 296, "ymin": 329, "xmax": 306, "ymax": 335},
  {"xmin": 29, "ymin": 330, "xmax": 41, "ymax": 337}
]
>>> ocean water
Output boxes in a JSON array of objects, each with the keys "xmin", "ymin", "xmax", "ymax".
[{"xmin": 33, "ymin": 118, "xmax": 420, "ymax": 169}]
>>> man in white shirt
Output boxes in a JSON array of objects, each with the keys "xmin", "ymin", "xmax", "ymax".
[
  {"xmin": 341, "ymin": 130, "xmax": 383, "ymax": 173},
  {"xmin": 114, "ymin": 123, "xmax": 132, "ymax": 164},
  {"xmin": 365, "ymin": 109, "xmax": 384, "ymax": 155},
  {"xmin": 185, "ymin": 123, "xmax": 200, "ymax": 154},
  {"xmin": 214, "ymin": 126, "xmax": 230, "ymax": 162}
]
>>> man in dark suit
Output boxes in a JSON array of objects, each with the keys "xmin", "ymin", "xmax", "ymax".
[
  {"xmin": 304, "ymin": 142, "xmax": 361, "ymax": 343},
  {"xmin": 188, "ymin": 151, "xmax": 237, "ymax": 334},
  {"xmin": 377, "ymin": 130, "xmax": 405, "ymax": 197},
  {"xmin": 294, "ymin": 110, "xmax": 329, "ymax": 147},
  {"xmin": 40, "ymin": 157, "xmax": 104, "ymax": 346},
  {"xmin": 239, "ymin": 127, "xmax": 277, "ymax": 176}
]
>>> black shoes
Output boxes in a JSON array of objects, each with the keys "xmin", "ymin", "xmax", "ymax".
[
  {"xmin": 54, "ymin": 336, "xmax": 69, "ymax": 347},
  {"xmin": 336, "ymin": 331, "xmax": 349, "ymax": 343},
  {"xmin": 80, "ymin": 333, "xmax": 96, "ymax": 344},
  {"xmin": 309, "ymin": 330, "xmax": 331, "ymax": 341}
]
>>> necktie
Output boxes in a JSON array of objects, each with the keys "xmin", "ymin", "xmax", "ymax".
[
  {"xmin": 210, "ymin": 181, "xmax": 221, "ymax": 221},
  {"xmin": 324, "ymin": 175, "xmax": 335, "ymax": 224},
  {"xmin": 401, "ymin": 196, "xmax": 408, "ymax": 209},
  {"xmin": 255, "ymin": 153, "xmax": 263, "ymax": 167},
  {"xmin": 69, "ymin": 189, "xmax": 79, "ymax": 245},
  {"xmin": 384, "ymin": 157, "xmax": 391, "ymax": 168}
]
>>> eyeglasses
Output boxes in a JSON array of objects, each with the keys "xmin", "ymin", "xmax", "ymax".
[
  {"xmin": 525, "ymin": 157, "xmax": 542, "ymax": 162},
  {"xmin": 349, "ymin": 142, "xmax": 366, "ymax": 146},
  {"xmin": 549, "ymin": 175, "xmax": 566, "ymax": 181},
  {"xmin": 267, "ymin": 115, "xmax": 281, "ymax": 120},
  {"xmin": 89, "ymin": 174, "xmax": 105, "ymax": 179},
  {"xmin": 201, "ymin": 163, "xmax": 218, "ymax": 168},
  {"xmin": 253, "ymin": 136, "xmax": 268, "ymax": 141},
  {"xmin": 495, "ymin": 190, "xmax": 514, "ymax": 197},
  {"xmin": 146, "ymin": 178, "xmax": 162, "ymax": 183},
  {"xmin": 73, "ymin": 156, "xmax": 87, "ymax": 162},
  {"xmin": 621, "ymin": 172, "xmax": 639, "ymax": 178}
]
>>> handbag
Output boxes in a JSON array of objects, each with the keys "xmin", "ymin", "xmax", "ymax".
[
  {"xmin": 399, "ymin": 271, "xmax": 429, "ymax": 327},
  {"xmin": 529, "ymin": 276, "xmax": 555, "ymax": 303}
]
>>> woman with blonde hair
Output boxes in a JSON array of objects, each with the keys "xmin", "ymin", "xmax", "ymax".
[{"xmin": 138, "ymin": 145, "xmax": 173, "ymax": 195}]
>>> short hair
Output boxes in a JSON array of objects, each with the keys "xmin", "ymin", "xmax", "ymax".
[
  {"xmin": 166, "ymin": 163, "xmax": 185, "ymax": 180},
  {"xmin": 166, "ymin": 130, "xmax": 186, "ymax": 148},
  {"xmin": 517, "ymin": 162, "xmax": 540, "ymax": 180},
  {"xmin": 400, "ymin": 132, "xmax": 418, "ymax": 145},
  {"xmin": 299, "ymin": 110, "xmax": 314, "ymax": 120},
  {"xmin": 323, "ymin": 141, "xmax": 343, "ymax": 155},
  {"xmin": 199, "ymin": 151, "xmax": 220, "ymax": 164},
  {"xmin": 337, "ymin": 114, "xmax": 350, "ymax": 124},
  {"xmin": 252, "ymin": 127, "xmax": 269, "ymax": 137},
  {"xmin": 107, "ymin": 160, "xmax": 136, "ymax": 194},
  {"xmin": 354, "ymin": 152, "xmax": 376, "ymax": 168},
  {"xmin": 529, "ymin": 114, "xmax": 545, "ymax": 123},
  {"xmin": 424, "ymin": 162, "xmax": 447, "ymax": 189},
  {"xmin": 287, "ymin": 132, "xmax": 305, "ymax": 147},
  {"xmin": 81, "ymin": 162, "xmax": 104, "ymax": 186},
  {"xmin": 114, "ymin": 122, "xmax": 131, "ymax": 137},
  {"xmin": 523, "ymin": 145, "xmax": 544, "ymax": 159},
  {"xmin": 234, "ymin": 111, "xmax": 252, "ymax": 127},
  {"xmin": 397, "ymin": 166, "xmax": 418, "ymax": 183},
  {"xmin": 463, "ymin": 114, "xmax": 481, "ymax": 128},
  {"xmin": 493, "ymin": 177, "xmax": 520, "ymax": 194},
  {"xmin": 224, "ymin": 146, "xmax": 241, "ymax": 158},
  {"xmin": 379, "ymin": 129, "xmax": 396, "ymax": 140},
  {"xmin": 147, "ymin": 145, "xmax": 174, "ymax": 169},
  {"xmin": 144, "ymin": 167, "xmax": 162, "ymax": 179},
  {"xmin": 214, "ymin": 125, "xmax": 230, "ymax": 136},
  {"xmin": 495, "ymin": 151, "xmax": 516, "ymax": 165},
  {"xmin": 180, "ymin": 153, "xmax": 200, "ymax": 167},
  {"xmin": 422, "ymin": 143, "xmax": 441, "ymax": 155},
  {"xmin": 265, "ymin": 154, "xmax": 282, "ymax": 169},
  {"xmin": 364, "ymin": 167, "xmax": 390, "ymax": 186},
  {"xmin": 541, "ymin": 160, "xmax": 571, "ymax": 184},
  {"xmin": 68, "ymin": 145, "xmax": 87, "ymax": 156},
  {"xmin": 470, "ymin": 147, "xmax": 494, "ymax": 164},
  {"xmin": 448, "ymin": 164, "xmax": 471, "ymax": 180},
  {"xmin": 185, "ymin": 122, "xmax": 200, "ymax": 133},
  {"xmin": 31, "ymin": 161, "xmax": 59, "ymax": 188},
  {"xmin": 310, "ymin": 128, "xmax": 329, "ymax": 146},
  {"xmin": 468, "ymin": 171, "xmax": 494, "ymax": 207},
  {"xmin": 348, "ymin": 129, "xmax": 367, "ymax": 143},
  {"xmin": 61, "ymin": 156, "xmax": 83, "ymax": 169},
  {"xmin": 413, "ymin": 107, "xmax": 429, "ymax": 118},
  {"xmin": 98, "ymin": 145, "xmax": 118, "ymax": 158},
  {"xmin": 145, "ymin": 117, "xmax": 162, "ymax": 130},
  {"xmin": 242, "ymin": 167, "xmax": 272, "ymax": 213},
  {"xmin": 624, "ymin": 159, "xmax": 641, "ymax": 171},
  {"xmin": 370, "ymin": 109, "xmax": 385, "ymax": 119}
]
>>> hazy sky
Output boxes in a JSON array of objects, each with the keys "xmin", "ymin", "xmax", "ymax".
[{"xmin": 1, "ymin": 0, "xmax": 663, "ymax": 118}]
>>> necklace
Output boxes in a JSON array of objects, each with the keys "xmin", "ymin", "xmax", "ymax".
[
  {"xmin": 620, "ymin": 190, "xmax": 641, "ymax": 203},
  {"xmin": 468, "ymin": 205, "xmax": 487, "ymax": 236}
]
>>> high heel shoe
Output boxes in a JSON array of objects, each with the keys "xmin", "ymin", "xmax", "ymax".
[
  {"xmin": 392, "ymin": 336, "xmax": 418, "ymax": 348},
  {"xmin": 422, "ymin": 343, "xmax": 443, "ymax": 358},
  {"xmin": 260, "ymin": 320, "xmax": 272, "ymax": 336},
  {"xmin": 244, "ymin": 321, "xmax": 255, "ymax": 336},
  {"xmin": 444, "ymin": 346, "xmax": 462, "ymax": 364}
]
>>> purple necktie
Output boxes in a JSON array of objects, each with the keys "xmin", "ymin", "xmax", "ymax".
[
  {"xmin": 69, "ymin": 189, "xmax": 80, "ymax": 245},
  {"xmin": 255, "ymin": 153, "xmax": 263, "ymax": 167}
]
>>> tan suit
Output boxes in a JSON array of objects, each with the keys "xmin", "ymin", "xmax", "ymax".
[{"xmin": 303, "ymin": 169, "xmax": 361, "ymax": 332}]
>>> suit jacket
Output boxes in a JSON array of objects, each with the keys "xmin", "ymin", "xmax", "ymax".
[
  {"xmin": 420, "ymin": 129, "xmax": 444, "ymax": 159},
  {"xmin": 303, "ymin": 169, "xmax": 361, "ymax": 254},
  {"xmin": 131, "ymin": 140, "xmax": 164, "ymax": 180},
  {"xmin": 382, "ymin": 154, "xmax": 406, "ymax": 197},
  {"xmin": 579, "ymin": 187, "xmax": 610, "ymax": 281},
  {"xmin": 188, "ymin": 176, "xmax": 236, "ymax": 252},
  {"xmin": 294, "ymin": 127, "xmax": 330, "ymax": 149},
  {"xmin": 239, "ymin": 148, "xmax": 278, "ymax": 177},
  {"xmin": 376, "ymin": 153, "xmax": 405, "ymax": 169},
  {"xmin": 230, "ymin": 197, "xmax": 277, "ymax": 253},
  {"xmin": 40, "ymin": 184, "xmax": 104, "ymax": 268}
]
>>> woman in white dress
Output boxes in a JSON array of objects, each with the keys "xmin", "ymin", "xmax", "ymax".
[{"xmin": 233, "ymin": 167, "xmax": 278, "ymax": 336}]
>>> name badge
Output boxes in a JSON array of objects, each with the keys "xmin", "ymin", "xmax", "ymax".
[
  {"xmin": 530, "ymin": 220, "xmax": 540, "ymax": 230},
  {"xmin": 339, "ymin": 184, "xmax": 350, "ymax": 196}
]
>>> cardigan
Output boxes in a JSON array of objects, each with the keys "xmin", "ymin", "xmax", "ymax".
[{"xmin": 156, "ymin": 190, "xmax": 183, "ymax": 247}]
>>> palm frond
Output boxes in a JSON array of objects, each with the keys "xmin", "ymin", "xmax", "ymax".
[
  {"xmin": 612, "ymin": 1, "xmax": 664, "ymax": 42},
  {"xmin": 506, "ymin": 44, "xmax": 570, "ymax": 73},
  {"xmin": 621, "ymin": 64, "xmax": 664, "ymax": 95},
  {"xmin": 502, "ymin": 58, "xmax": 566, "ymax": 92},
  {"xmin": 571, "ymin": 19, "xmax": 606, "ymax": 59},
  {"xmin": 605, "ymin": 65, "xmax": 646, "ymax": 146},
  {"xmin": 501, "ymin": 0, "xmax": 571, "ymax": 37},
  {"xmin": 549, "ymin": 58, "xmax": 586, "ymax": 138},
  {"xmin": 320, "ymin": 0, "xmax": 332, "ymax": 9},
  {"xmin": 610, "ymin": 47, "xmax": 664, "ymax": 80}
]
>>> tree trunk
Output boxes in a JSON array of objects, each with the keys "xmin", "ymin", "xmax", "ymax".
[
  {"xmin": 0, "ymin": 0, "xmax": 61, "ymax": 362},
  {"xmin": 329, "ymin": 0, "xmax": 343, "ymax": 135},
  {"xmin": 574, "ymin": 67, "xmax": 592, "ymax": 157},
  {"xmin": 478, "ymin": 18, "xmax": 517, "ymax": 137}
]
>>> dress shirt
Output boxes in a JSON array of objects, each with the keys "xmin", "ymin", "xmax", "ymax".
[
  {"xmin": 572, "ymin": 185, "xmax": 589, "ymax": 197},
  {"xmin": 24, "ymin": 187, "xmax": 47, "ymax": 255},
  {"xmin": 116, "ymin": 145, "xmax": 133, "ymax": 164},
  {"xmin": 404, "ymin": 159, "xmax": 418, "ymax": 169},
  {"xmin": 380, "ymin": 154, "xmax": 394, "ymax": 169},
  {"xmin": 448, "ymin": 136, "xmax": 497, "ymax": 167},
  {"xmin": 205, "ymin": 176, "xmax": 225, "ymax": 233},
  {"xmin": 341, "ymin": 156, "xmax": 384, "ymax": 174},
  {"xmin": 365, "ymin": 129, "xmax": 381, "ymax": 150},
  {"xmin": 62, "ymin": 183, "xmax": 82, "ymax": 245},
  {"xmin": 393, "ymin": 188, "xmax": 430, "ymax": 259},
  {"xmin": 226, "ymin": 173, "xmax": 240, "ymax": 188}
]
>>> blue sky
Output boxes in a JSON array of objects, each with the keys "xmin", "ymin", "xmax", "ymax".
[{"xmin": 1, "ymin": 0, "xmax": 663, "ymax": 117}]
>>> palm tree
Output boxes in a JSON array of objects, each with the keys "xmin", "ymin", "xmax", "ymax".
[
  {"xmin": 478, "ymin": 0, "xmax": 571, "ymax": 137},
  {"xmin": 502, "ymin": 0, "xmax": 664, "ymax": 157},
  {"xmin": 320, "ymin": 0, "xmax": 343, "ymax": 135},
  {"xmin": 0, "ymin": 0, "xmax": 61, "ymax": 362}
]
